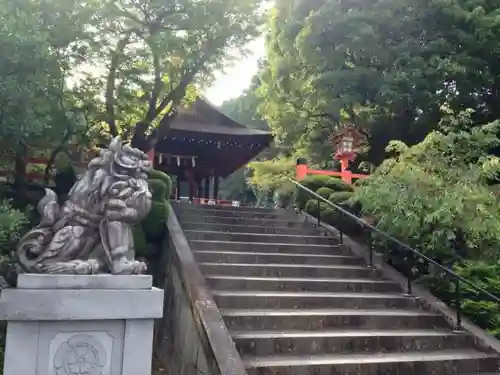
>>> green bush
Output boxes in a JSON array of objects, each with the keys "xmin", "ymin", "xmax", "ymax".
[
  {"xmin": 352, "ymin": 118, "xmax": 500, "ymax": 336},
  {"xmin": 142, "ymin": 201, "xmax": 169, "ymax": 242},
  {"xmin": 305, "ymin": 194, "xmax": 363, "ymax": 237},
  {"xmin": 305, "ymin": 199, "xmax": 330, "ymax": 217},
  {"xmin": 328, "ymin": 191, "xmax": 353, "ymax": 204},
  {"xmin": 0, "ymin": 200, "xmax": 28, "ymax": 256},
  {"xmin": 305, "ymin": 175, "xmax": 353, "ymax": 192},
  {"xmin": 0, "ymin": 200, "xmax": 10, "ymax": 367},
  {"xmin": 328, "ymin": 191, "xmax": 362, "ymax": 216},
  {"xmin": 148, "ymin": 179, "xmax": 167, "ymax": 201},
  {"xmin": 354, "ymin": 125, "xmax": 500, "ymax": 263},
  {"xmin": 304, "ymin": 199, "xmax": 339, "ymax": 221},
  {"xmin": 132, "ymin": 225, "xmax": 151, "ymax": 257},
  {"xmin": 135, "ymin": 172, "xmax": 172, "ymax": 254},
  {"xmin": 0, "ymin": 200, "xmax": 29, "ymax": 289},
  {"xmin": 316, "ymin": 187, "xmax": 334, "ymax": 200},
  {"xmin": 296, "ymin": 175, "xmax": 352, "ymax": 209},
  {"xmin": 327, "ymin": 209, "xmax": 363, "ymax": 236},
  {"xmin": 454, "ymin": 261, "xmax": 500, "ymax": 338},
  {"xmin": 149, "ymin": 169, "xmax": 172, "ymax": 199},
  {"xmin": 419, "ymin": 261, "xmax": 500, "ymax": 339}
]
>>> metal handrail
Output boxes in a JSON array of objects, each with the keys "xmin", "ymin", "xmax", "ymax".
[{"xmin": 290, "ymin": 177, "xmax": 500, "ymax": 330}]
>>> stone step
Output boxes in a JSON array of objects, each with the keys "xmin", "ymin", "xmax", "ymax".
[
  {"xmin": 176, "ymin": 214, "xmax": 307, "ymax": 226},
  {"xmin": 189, "ymin": 241, "xmax": 351, "ymax": 255},
  {"xmin": 174, "ymin": 202, "xmax": 500, "ymax": 375},
  {"xmin": 222, "ymin": 309, "xmax": 449, "ymax": 331},
  {"xmin": 174, "ymin": 204, "xmax": 279, "ymax": 213},
  {"xmin": 232, "ymin": 329, "xmax": 476, "ymax": 356},
  {"xmin": 204, "ymin": 275, "xmax": 403, "ymax": 293},
  {"xmin": 181, "ymin": 222, "xmax": 321, "ymax": 235},
  {"xmin": 176, "ymin": 207, "xmax": 296, "ymax": 219},
  {"xmin": 184, "ymin": 230, "xmax": 338, "ymax": 245},
  {"xmin": 199, "ymin": 263, "xmax": 380, "ymax": 279},
  {"xmin": 194, "ymin": 250, "xmax": 363, "ymax": 266},
  {"xmin": 243, "ymin": 350, "xmax": 499, "ymax": 375},
  {"xmin": 213, "ymin": 290, "xmax": 416, "ymax": 309}
]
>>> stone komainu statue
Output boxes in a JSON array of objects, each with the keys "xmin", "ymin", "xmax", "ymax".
[{"xmin": 16, "ymin": 137, "xmax": 153, "ymax": 275}]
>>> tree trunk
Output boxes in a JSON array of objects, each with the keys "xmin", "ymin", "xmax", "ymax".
[
  {"xmin": 130, "ymin": 113, "xmax": 175, "ymax": 152},
  {"xmin": 13, "ymin": 145, "xmax": 27, "ymax": 204},
  {"xmin": 130, "ymin": 122, "xmax": 153, "ymax": 152},
  {"xmin": 44, "ymin": 145, "xmax": 65, "ymax": 186}
]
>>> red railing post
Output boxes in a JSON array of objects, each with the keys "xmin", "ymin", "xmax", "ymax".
[{"xmin": 296, "ymin": 158, "xmax": 308, "ymax": 180}]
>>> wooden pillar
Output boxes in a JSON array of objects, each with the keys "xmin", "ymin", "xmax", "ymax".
[
  {"xmin": 188, "ymin": 179, "xmax": 195, "ymax": 202},
  {"xmin": 146, "ymin": 149, "xmax": 155, "ymax": 164},
  {"xmin": 184, "ymin": 168, "xmax": 195, "ymax": 201},
  {"xmin": 176, "ymin": 173, "xmax": 181, "ymax": 201},
  {"xmin": 340, "ymin": 158, "xmax": 352, "ymax": 184},
  {"xmin": 196, "ymin": 178, "xmax": 202, "ymax": 200},
  {"xmin": 204, "ymin": 176, "xmax": 210, "ymax": 199},
  {"xmin": 213, "ymin": 174, "xmax": 219, "ymax": 200}
]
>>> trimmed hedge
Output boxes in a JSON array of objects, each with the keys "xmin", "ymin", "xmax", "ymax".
[
  {"xmin": 305, "ymin": 189, "xmax": 364, "ymax": 237},
  {"xmin": 148, "ymin": 179, "xmax": 167, "ymax": 201},
  {"xmin": 296, "ymin": 175, "xmax": 352, "ymax": 209},
  {"xmin": 305, "ymin": 200, "xmax": 332, "ymax": 218},
  {"xmin": 133, "ymin": 172, "xmax": 172, "ymax": 252},
  {"xmin": 303, "ymin": 175, "xmax": 353, "ymax": 192},
  {"xmin": 143, "ymin": 201, "xmax": 169, "ymax": 242},
  {"xmin": 132, "ymin": 225, "xmax": 151, "ymax": 257},
  {"xmin": 149, "ymin": 169, "xmax": 172, "ymax": 199},
  {"xmin": 328, "ymin": 191, "xmax": 353, "ymax": 204},
  {"xmin": 316, "ymin": 187, "xmax": 334, "ymax": 200}
]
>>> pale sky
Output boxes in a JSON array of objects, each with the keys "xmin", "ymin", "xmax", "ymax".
[{"xmin": 203, "ymin": 36, "xmax": 265, "ymax": 106}]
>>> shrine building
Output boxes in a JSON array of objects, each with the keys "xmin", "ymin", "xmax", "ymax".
[{"xmin": 152, "ymin": 97, "xmax": 273, "ymax": 202}]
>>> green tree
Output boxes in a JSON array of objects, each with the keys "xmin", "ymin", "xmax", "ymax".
[
  {"xmin": 219, "ymin": 168, "xmax": 255, "ymax": 202},
  {"xmin": 86, "ymin": 0, "xmax": 266, "ymax": 151},
  {"xmin": 219, "ymin": 69, "xmax": 276, "ymax": 203},
  {"xmin": 0, "ymin": 0, "xmax": 266, "ymax": 199},
  {"xmin": 247, "ymin": 157, "xmax": 296, "ymax": 206},
  {"xmin": 259, "ymin": 0, "xmax": 500, "ymax": 165},
  {"xmin": 0, "ymin": 0, "xmax": 95, "ymax": 197},
  {"xmin": 220, "ymin": 71, "xmax": 269, "ymax": 131},
  {"xmin": 354, "ymin": 111, "xmax": 500, "ymax": 264}
]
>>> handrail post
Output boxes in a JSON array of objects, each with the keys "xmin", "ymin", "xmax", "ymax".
[
  {"xmin": 316, "ymin": 198, "xmax": 321, "ymax": 227},
  {"xmin": 367, "ymin": 229, "xmax": 374, "ymax": 268},
  {"xmin": 454, "ymin": 278, "xmax": 462, "ymax": 332},
  {"xmin": 404, "ymin": 250, "xmax": 413, "ymax": 297}
]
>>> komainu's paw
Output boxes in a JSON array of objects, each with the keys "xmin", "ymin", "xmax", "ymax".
[
  {"xmin": 40, "ymin": 259, "xmax": 101, "ymax": 274},
  {"xmin": 111, "ymin": 260, "xmax": 147, "ymax": 275}
]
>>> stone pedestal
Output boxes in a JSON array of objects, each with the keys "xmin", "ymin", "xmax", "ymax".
[{"xmin": 0, "ymin": 274, "xmax": 164, "ymax": 375}]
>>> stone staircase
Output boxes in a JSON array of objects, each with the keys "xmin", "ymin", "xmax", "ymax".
[{"xmin": 172, "ymin": 203, "xmax": 500, "ymax": 375}]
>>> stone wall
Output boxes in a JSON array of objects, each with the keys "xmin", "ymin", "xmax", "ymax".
[
  {"xmin": 153, "ymin": 210, "xmax": 247, "ymax": 375},
  {"xmin": 155, "ymin": 261, "xmax": 216, "ymax": 375}
]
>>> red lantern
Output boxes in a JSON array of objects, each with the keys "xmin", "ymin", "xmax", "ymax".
[
  {"xmin": 331, "ymin": 126, "xmax": 365, "ymax": 163},
  {"xmin": 331, "ymin": 126, "xmax": 366, "ymax": 178}
]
